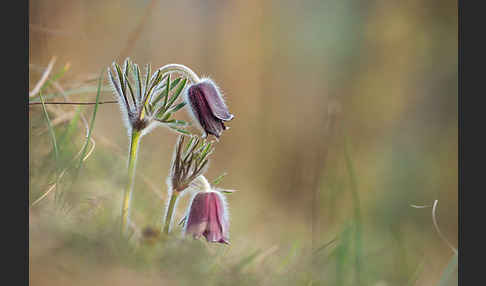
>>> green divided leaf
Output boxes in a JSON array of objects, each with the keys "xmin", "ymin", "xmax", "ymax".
[
  {"xmin": 157, "ymin": 111, "xmax": 172, "ymax": 122},
  {"xmin": 163, "ymin": 73, "xmax": 170, "ymax": 108},
  {"xmin": 218, "ymin": 189, "xmax": 236, "ymax": 194},
  {"xmin": 114, "ymin": 63, "xmax": 126, "ymax": 98},
  {"xmin": 166, "ymin": 78, "xmax": 187, "ymax": 109},
  {"xmin": 184, "ymin": 136, "xmax": 196, "ymax": 154},
  {"xmin": 166, "ymin": 119, "xmax": 188, "ymax": 126},
  {"xmin": 170, "ymin": 126, "xmax": 190, "ymax": 135},
  {"xmin": 144, "ymin": 64, "xmax": 151, "ymax": 97},
  {"xmin": 198, "ymin": 142, "xmax": 213, "ymax": 162},
  {"xmin": 170, "ymin": 78, "xmax": 182, "ymax": 90},
  {"xmin": 212, "ymin": 173, "xmax": 228, "ymax": 185},
  {"xmin": 125, "ymin": 72, "xmax": 136, "ymax": 105},
  {"xmin": 150, "ymin": 76, "xmax": 186, "ymax": 114},
  {"xmin": 133, "ymin": 64, "xmax": 142, "ymax": 102},
  {"xmin": 169, "ymin": 102, "xmax": 187, "ymax": 113}
]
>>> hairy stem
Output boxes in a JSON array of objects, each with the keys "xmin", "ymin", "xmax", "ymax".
[
  {"xmin": 121, "ymin": 130, "xmax": 142, "ymax": 234},
  {"xmin": 163, "ymin": 190, "xmax": 180, "ymax": 234},
  {"xmin": 158, "ymin": 64, "xmax": 200, "ymax": 84}
]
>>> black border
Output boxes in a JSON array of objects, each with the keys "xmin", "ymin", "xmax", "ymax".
[
  {"xmin": 7, "ymin": 0, "xmax": 28, "ymax": 284},
  {"xmin": 459, "ymin": 0, "xmax": 485, "ymax": 284}
]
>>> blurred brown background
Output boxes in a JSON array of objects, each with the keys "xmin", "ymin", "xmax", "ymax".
[{"xmin": 29, "ymin": 0, "xmax": 457, "ymax": 285}]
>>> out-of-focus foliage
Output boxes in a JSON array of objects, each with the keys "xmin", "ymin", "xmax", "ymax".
[{"xmin": 29, "ymin": 0, "xmax": 457, "ymax": 285}]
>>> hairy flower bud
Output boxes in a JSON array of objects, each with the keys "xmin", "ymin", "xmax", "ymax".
[
  {"xmin": 184, "ymin": 191, "xmax": 230, "ymax": 244},
  {"xmin": 185, "ymin": 79, "xmax": 234, "ymax": 138}
]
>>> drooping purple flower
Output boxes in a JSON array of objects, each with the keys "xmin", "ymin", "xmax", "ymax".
[
  {"xmin": 185, "ymin": 79, "xmax": 234, "ymax": 138},
  {"xmin": 184, "ymin": 191, "xmax": 230, "ymax": 244}
]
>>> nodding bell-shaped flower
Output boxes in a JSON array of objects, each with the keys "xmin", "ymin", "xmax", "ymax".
[
  {"xmin": 183, "ymin": 176, "xmax": 230, "ymax": 244},
  {"xmin": 185, "ymin": 79, "xmax": 234, "ymax": 138}
]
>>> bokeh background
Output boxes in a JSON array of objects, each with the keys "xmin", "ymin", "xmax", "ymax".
[{"xmin": 29, "ymin": 0, "xmax": 458, "ymax": 285}]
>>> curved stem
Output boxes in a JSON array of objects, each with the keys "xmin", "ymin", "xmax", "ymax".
[
  {"xmin": 194, "ymin": 175, "xmax": 211, "ymax": 193},
  {"xmin": 157, "ymin": 64, "xmax": 201, "ymax": 84},
  {"xmin": 432, "ymin": 200, "xmax": 458, "ymax": 254},
  {"xmin": 138, "ymin": 64, "xmax": 200, "ymax": 123},
  {"xmin": 121, "ymin": 130, "xmax": 142, "ymax": 234},
  {"xmin": 163, "ymin": 190, "xmax": 180, "ymax": 234}
]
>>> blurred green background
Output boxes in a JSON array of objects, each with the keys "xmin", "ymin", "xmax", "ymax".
[{"xmin": 29, "ymin": 0, "xmax": 457, "ymax": 285}]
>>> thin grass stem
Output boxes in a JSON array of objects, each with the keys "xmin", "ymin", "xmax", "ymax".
[
  {"xmin": 29, "ymin": 57, "xmax": 57, "ymax": 98},
  {"xmin": 39, "ymin": 91, "xmax": 60, "ymax": 202},
  {"xmin": 76, "ymin": 72, "xmax": 103, "ymax": 172},
  {"xmin": 344, "ymin": 138, "xmax": 362, "ymax": 286},
  {"xmin": 29, "ymin": 100, "xmax": 117, "ymax": 105}
]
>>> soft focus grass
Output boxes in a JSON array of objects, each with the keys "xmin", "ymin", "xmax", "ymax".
[{"xmin": 29, "ymin": 94, "xmax": 457, "ymax": 285}]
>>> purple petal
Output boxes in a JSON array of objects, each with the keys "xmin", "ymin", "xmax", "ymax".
[
  {"xmin": 184, "ymin": 192, "xmax": 229, "ymax": 244},
  {"xmin": 204, "ymin": 193, "xmax": 224, "ymax": 242},
  {"xmin": 197, "ymin": 80, "xmax": 234, "ymax": 121},
  {"xmin": 187, "ymin": 84, "xmax": 226, "ymax": 137},
  {"xmin": 185, "ymin": 192, "xmax": 210, "ymax": 237}
]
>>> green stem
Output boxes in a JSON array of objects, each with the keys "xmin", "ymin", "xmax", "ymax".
[
  {"xmin": 121, "ymin": 130, "xmax": 142, "ymax": 234},
  {"xmin": 344, "ymin": 138, "xmax": 362, "ymax": 285},
  {"xmin": 163, "ymin": 191, "xmax": 179, "ymax": 234}
]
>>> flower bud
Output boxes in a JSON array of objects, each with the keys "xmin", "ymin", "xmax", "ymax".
[
  {"xmin": 184, "ymin": 191, "xmax": 230, "ymax": 244},
  {"xmin": 185, "ymin": 79, "xmax": 234, "ymax": 138}
]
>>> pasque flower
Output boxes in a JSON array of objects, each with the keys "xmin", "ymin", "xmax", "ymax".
[
  {"xmin": 163, "ymin": 135, "xmax": 214, "ymax": 234},
  {"xmin": 107, "ymin": 58, "xmax": 202, "ymax": 234},
  {"xmin": 183, "ymin": 176, "xmax": 230, "ymax": 244},
  {"xmin": 185, "ymin": 79, "xmax": 234, "ymax": 138}
]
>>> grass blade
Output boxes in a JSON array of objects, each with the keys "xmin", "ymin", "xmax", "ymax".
[
  {"xmin": 343, "ymin": 137, "xmax": 363, "ymax": 286},
  {"xmin": 42, "ymin": 62, "xmax": 71, "ymax": 93},
  {"xmin": 437, "ymin": 253, "xmax": 458, "ymax": 286},
  {"xmin": 39, "ymin": 92, "xmax": 59, "ymax": 162},
  {"xmin": 58, "ymin": 107, "xmax": 81, "ymax": 156},
  {"xmin": 234, "ymin": 249, "xmax": 261, "ymax": 273},
  {"xmin": 28, "ymin": 86, "xmax": 111, "ymax": 103},
  {"xmin": 405, "ymin": 258, "xmax": 426, "ymax": 286},
  {"xmin": 39, "ymin": 91, "xmax": 60, "ymax": 202},
  {"xmin": 334, "ymin": 224, "xmax": 352, "ymax": 286},
  {"xmin": 75, "ymin": 69, "xmax": 103, "ymax": 173}
]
